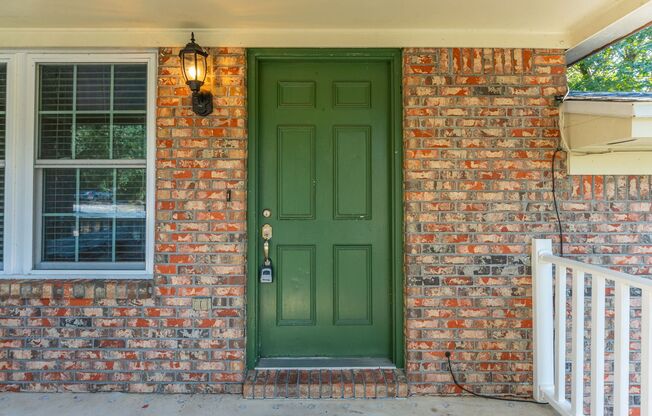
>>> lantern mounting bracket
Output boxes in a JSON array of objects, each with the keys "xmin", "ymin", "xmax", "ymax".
[{"xmin": 191, "ymin": 90, "xmax": 213, "ymax": 117}]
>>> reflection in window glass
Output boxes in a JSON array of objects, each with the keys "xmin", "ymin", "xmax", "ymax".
[
  {"xmin": 37, "ymin": 63, "xmax": 147, "ymax": 268},
  {"xmin": 42, "ymin": 217, "xmax": 76, "ymax": 261},
  {"xmin": 75, "ymin": 114, "xmax": 111, "ymax": 159},
  {"xmin": 113, "ymin": 114, "xmax": 146, "ymax": 159}
]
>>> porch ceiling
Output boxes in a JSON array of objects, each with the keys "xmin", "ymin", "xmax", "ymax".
[{"xmin": 0, "ymin": 0, "xmax": 650, "ymax": 49}]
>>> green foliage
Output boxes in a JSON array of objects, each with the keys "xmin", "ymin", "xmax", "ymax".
[{"xmin": 567, "ymin": 26, "xmax": 652, "ymax": 92}]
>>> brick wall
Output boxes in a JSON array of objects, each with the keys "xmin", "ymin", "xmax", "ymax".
[
  {"xmin": 403, "ymin": 47, "xmax": 565, "ymax": 396},
  {"xmin": 0, "ymin": 46, "xmax": 648, "ymax": 402},
  {"xmin": 0, "ymin": 47, "xmax": 247, "ymax": 393},
  {"xmin": 403, "ymin": 47, "xmax": 649, "ymax": 407}
]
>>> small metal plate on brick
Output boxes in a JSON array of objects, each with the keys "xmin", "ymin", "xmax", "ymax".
[{"xmin": 192, "ymin": 297, "xmax": 212, "ymax": 311}]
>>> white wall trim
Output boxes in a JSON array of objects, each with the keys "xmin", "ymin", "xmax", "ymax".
[
  {"xmin": 569, "ymin": 152, "xmax": 652, "ymax": 175},
  {"xmin": 0, "ymin": 50, "xmax": 157, "ymax": 279},
  {"xmin": 0, "ymin": 53, "xmax": 19, "ymax": 274},
  {"xmin": 0, "ymin": 28, "xmax": 570, "ymax": 49}
]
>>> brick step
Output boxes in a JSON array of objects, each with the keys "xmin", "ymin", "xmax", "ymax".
[{"xmin": 243, "ymin": 368, "xmax": 409, "ymax": 399}]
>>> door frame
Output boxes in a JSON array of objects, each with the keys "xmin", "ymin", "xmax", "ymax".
[{"xmin": 246, "ymin": 48, "xmax": 404, "ymax": 369}]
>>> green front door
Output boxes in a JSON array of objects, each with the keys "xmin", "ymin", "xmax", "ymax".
[{"xmin": 255, "ymin": 56, "xmax": 394, "ymax": 359}]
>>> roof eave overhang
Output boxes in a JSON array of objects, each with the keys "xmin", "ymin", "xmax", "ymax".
[
  {"xmin": 0, "ymin": 0, "xmax": 648, "ymax": 51},
  {"xmin": 566, "ymin": 0, "xmax": 651, "ymax": 64}
]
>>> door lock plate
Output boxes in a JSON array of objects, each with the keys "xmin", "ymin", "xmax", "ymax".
[{"xmin": 262, "ymin": 223, "xmax": 272, "ymax": 240}]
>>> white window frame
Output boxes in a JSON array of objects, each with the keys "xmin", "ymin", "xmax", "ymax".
[
  {"xmin": 0, "ymin": 50, "xmax": 157, "ymax": 279},
  {"xmin": 0, "ymin": 53, "xmax": 17, "ymax": 274}
]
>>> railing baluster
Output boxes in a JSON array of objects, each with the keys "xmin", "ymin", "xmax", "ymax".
[
  {"xmin": 571, "ymin": 269, "xmax": 585, "ymax": 416},
  {"xmin": 614, "ymin": 281, "xmax": 630, "ymax": 416},
  {"xmin": 555, "ymin": 265, "xmax": 567, "ymax": 403},
  {"xmin": 591, "ymin": 274, "xmax": 606, "ymax": 416},
  {"xmin": 642, "ymin": 287, "xmax": 651, "ymax": 416}
]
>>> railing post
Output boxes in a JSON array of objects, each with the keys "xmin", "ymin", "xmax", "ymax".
[
  {"xmin": 532, "ymin": 238, "xmax": 554, "ymax": 402},
  {"xmin": 642, "ymin": 287, "xmax": 651, "ymax": 416}
]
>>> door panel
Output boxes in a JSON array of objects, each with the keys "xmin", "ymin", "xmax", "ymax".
[
  {"xmin": 276, "ymin": 245, "xmax": 316, "ymax": 326},
  {"xmin": 278, "ymin": 81, "xmax": 316, "ymax": 108},
  {"xmin": 333, "ymin": 126, "xmax": 372, "ymax": 219},
  {"xmin": 277, "ymin": 126, "xmax": 315, "ymax": 219},
  {"xmin": 333, "ymin": 245, "xmax": 372, "ymax": 325},
  {"xmin": 258, "ymin": 59, "xmax": 392, "ymax": 358}
]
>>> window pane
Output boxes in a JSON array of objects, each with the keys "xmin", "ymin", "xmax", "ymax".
[
  {"xmin": 78, "ymin": 218, "xmax": 112, "ymax": 262},
  {"xmin": 41, "ymin": 168, "xmax": 145, "ymax": 267},
  {"xmin": 0, "ymin": 63, "xmax": 6, "ymax": 264},
  {"xmin": 114, "ymin": 64, "xmax": 147, "ymax": 111},
  {"xmin": 113, "ymin": 114, "xmax": 146, "ymax": 159},
  {"xmin": 116, "ymin": 219, "xmax": 145, "ymax": 261},
  {"xmin": 39, "ymin": 65, "xmax": 74, "ymax": 112},
  {"xmin": 79, "ymin": 169, "xmax": 113, "ymax": 216},
  {"xmin": 43, "ymin": 169, "xmax": 76, "ymax": 213},
  {"xmin": 0, "ymin": 63, "xmax": 5, "ymax": 114},
  {"xmin": 76, "ymin": 65, "xmax": 110, "ymax": 111},
  {"xmin": 42, "ymin": 216, "xmax": 76, "ymax": 261},
  {"xmin": 0, "ymin": 169, "xmax": 4, "ymax": 264},
  {"xmin": 75, "ymin": 114, "xmax": 110, "ymax": 159},
  {"xmin": 0, "ymin": 114, "xmax": 4, "ymax": 160},
  {"xmin": 0, "ymin": 62, "xmax": 4, "ymax": 159},
  {"xmin": 117, "ymin": 168, "xmax": 146, "ymax": 215},
  {"xmin": 39, "ymin": 114, "xmax": 73, "ymax": 159}
]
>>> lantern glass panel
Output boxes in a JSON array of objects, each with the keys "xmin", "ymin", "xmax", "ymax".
[{"xmin": 182, "ymin": 52, "xmax": 207, "ymax": 84}]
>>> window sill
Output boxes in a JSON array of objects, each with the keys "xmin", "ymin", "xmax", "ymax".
[{"xmin": 0, "ymin": 275, "xmax": 154, "ymax": 300}]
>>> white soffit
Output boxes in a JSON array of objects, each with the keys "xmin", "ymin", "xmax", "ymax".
[{"xmin": 0, "ymin": 0, "xmax": 646, "ymax": 48}]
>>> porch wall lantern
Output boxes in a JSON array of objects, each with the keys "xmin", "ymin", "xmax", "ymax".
[{"xmin": 179, "ymin": 32, "xmax": 213, "ymax": 116}]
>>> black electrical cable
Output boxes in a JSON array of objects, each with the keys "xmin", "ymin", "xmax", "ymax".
[
  {"xmin": 445, "ymin": 352, "xmax": 548, "ymax": 405},
  {"xmin": 551, "ymin": 148, "xmax": 565, "ymax": 257}
]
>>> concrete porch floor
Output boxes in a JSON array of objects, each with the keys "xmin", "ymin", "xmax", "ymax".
[{"xmin": 0, "ymin": 393, "xmax": 557, "ymax": 416}]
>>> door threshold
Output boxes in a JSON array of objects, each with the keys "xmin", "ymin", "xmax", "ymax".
[{"xmin": 256, "ymin": 357, "xmax": 396, "ymax": 370}]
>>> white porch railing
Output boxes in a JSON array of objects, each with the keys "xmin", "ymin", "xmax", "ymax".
[{"xmin": 532, "ymin": 239, "xmax": 652, "ymax": 416}]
